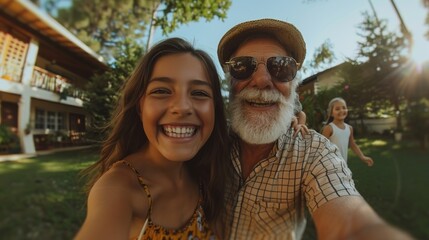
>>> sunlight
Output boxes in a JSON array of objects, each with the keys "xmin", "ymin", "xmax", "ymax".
[
  {"xmin": 370, "ymin": 140, "xmax": 387, "ymax": 147},
  {"xmin": 411, "ymin": 54, "xmax": 427, "ymax": 72},
  {"xmin": 410, "ymin": 39, "xmax": 429, "ymax": 70}
]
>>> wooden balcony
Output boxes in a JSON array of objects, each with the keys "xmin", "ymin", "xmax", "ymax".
[{"xmin": 30, "ymin": 66, "xmax": 85, "ymax": 99}]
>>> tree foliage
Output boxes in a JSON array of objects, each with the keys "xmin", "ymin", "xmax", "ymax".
[
  {"xmin": 83, "ymin": 40, "xmax": 144, "ymax": 140},
  {"xmin": 302, "ymin": 39, "xmax": 335, "ymax": 75},
  {"xmin": 308, "ymin": 40, "xmax": 335, "ymax": 71},
  {"xmin": 353, "ymin": 11, "xmax": 407, "ymax": 130},
  {"xmin": 154, "ymin": 0, "xmax": 231, "ymax": 35},
  {"xmin": 424, "ymin": 0, "xmax": 429, "ymax": 39},
  {"xmin": 33, "ymin": 0, "xmax": 231, "ymax": 60},
  {"xmin": 55, "ymin": 0, "xmax": 153, "ymax": 60},
  {"xmin": 405, "ymin": 98, "xmax": 429, "ymax": 149}
]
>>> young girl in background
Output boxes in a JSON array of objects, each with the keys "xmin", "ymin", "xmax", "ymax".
[
  {"xmin": 75, "ymin": 38, "xmax": 230, "ymax": 239},
  {"xmin": 322, "ymin": 97, "xmax": 374, "ymax": 166}
]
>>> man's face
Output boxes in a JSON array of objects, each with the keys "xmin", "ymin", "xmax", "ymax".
[{"xmin": 228, "ymin": 37, "xmax": 298, "ymax": 144}]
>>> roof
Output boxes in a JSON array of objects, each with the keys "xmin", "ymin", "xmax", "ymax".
[
  {"xmin": 301, "ymin": 62, "xmax": 349, "ymax": 85},
  {"xmin": 0, "ymin": 0, "xmax": 108, "ymax": 71}
]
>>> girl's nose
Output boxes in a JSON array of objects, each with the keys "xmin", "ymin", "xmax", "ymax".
[{"xmin": 170, "ymin": 94, "xmax": 192, "ymax": 116}]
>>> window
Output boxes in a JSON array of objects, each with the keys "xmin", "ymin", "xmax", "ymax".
[
  {"xmin": 0, "ymin": 27, "xmax": 29, "ymax": 82},
  {"xmin": 47, "ymin": 111, "xmax": 56, "ymax": 129},
  {"xmin": 35, "ymin": 109, "xmax": 45, "ymax": 129},
  {"xmin": 57, "ymin": 112, "xmax": 66, "ymax": 130}
]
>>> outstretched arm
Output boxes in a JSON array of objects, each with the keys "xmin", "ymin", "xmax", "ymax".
[
  {"xmin": 75, "ymin": 169, "xmax": 138, "ymax": 240},
  {"xmin": 313, "ymin": 196, "xmax": 413, "ymax": 240},
  {"xmin": 349, "ymin": 126, "xmax": 374, "ymax": 166}
]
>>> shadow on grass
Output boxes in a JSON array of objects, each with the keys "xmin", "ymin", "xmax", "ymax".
[{"xmin": 0, "ymin": 147, "xmax": 99, "ymax": 240}]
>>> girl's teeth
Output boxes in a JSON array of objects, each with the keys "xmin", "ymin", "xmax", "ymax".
[{"xmin": 163, "ymin": 126, "xmax": 196, "ymax": 138}]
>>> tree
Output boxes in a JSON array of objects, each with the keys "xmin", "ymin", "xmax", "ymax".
[
  {"xmin": 405, "ymin": 98, "xmax": 429, "ymax": 149},
  {"xmin": 423, "ymin": 0, "xmax": 429, "ymax": 39},
  {"xmin": 152, "ymin": 0, "xmax": 231, "ymax": 35},
  {"xmin": 83, "ymin": 39, "xmax": 144, "ymax": 140},
  {"xmin": 34, "ymin": 0, "xmax": 231, "ymax": 61},
  {"xmin": 354, "ymin": 11, "xmax": 408, "ymax": 131},
  {"xmin": 304, "ymin": 40, "xmax": 335, "ymax": 74},
  {"xmin": 301, "ymin": 86, "xmax": 340, "ymax": 131}
]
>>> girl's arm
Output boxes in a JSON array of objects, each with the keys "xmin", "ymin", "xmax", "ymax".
[
  {"xmin": 74, "ymin": 167, "xmax": 140, "ymax": 240},
  {"xmin": 321, "ymin": 124, "xmax": 333, "ymax": 138},
  {"xmin": 349, "ymin": 126, "xmax": 374, "ymax": 167},
  {"xmin": 292, "ymin": 111, "xmax": 309, "ymax": 137}
]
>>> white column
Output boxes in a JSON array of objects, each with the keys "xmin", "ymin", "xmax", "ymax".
[{"xmin": 18, "ymin": 39, "xmax": 39, "ymax": 154}]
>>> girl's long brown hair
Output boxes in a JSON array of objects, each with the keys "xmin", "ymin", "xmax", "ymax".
[{"xmin": 82, "ymin": 37, "xmax": 231, "ymax": 236}]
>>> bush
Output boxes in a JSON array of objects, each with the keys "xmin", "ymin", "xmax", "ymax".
[
  {"xmin": 405, "ymin": 99, "xmax": 429, "ymax": 149},
  {"xmin": 0, "ymin": 124, "xmax": 20, "ymax": 153}
]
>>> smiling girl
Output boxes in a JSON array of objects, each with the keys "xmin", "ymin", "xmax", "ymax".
[
  {"xmin": 321, "ymin": 97, "xmax": 374, "ymax": 166},
  {"xmin": 75, "ymin": 38, "xmax": 230, "ymax": 239}
]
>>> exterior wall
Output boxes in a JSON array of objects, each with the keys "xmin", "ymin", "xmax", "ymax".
[
  {"xmin": 0, "ymin": 5, "xmax": 104, "ymax": 154},
  {"xmin": 349, "ymin": 117, "xmax": 398, "ymax": 134},
  {"xmin": 314, "ymin": 69, "xmax": 343, "ymax": 93},
  {"xmin": 18, "ymin": 38, "xmax": 38, "ymax": 153}
]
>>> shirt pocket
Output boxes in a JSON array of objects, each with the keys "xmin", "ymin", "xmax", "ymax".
[{"xmin": 251, "ymin": 200, "xmax": 293, "ymax": 233}]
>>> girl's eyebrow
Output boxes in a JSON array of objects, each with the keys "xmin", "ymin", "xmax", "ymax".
[
  {"xmin": 189, "ymin": 79, "xmax": 212, "ymax": 87},
  {"xmin": 149, "ymin": 77, "xmax": 212, "ymax": 87},
  {"xmin": 149, "ymin": 77, "xmax": 172, "ymax": 83}
]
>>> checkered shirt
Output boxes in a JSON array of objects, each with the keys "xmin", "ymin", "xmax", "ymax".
[{"xmin": 225, "ymin": 129, "xmax": 360, "ymax": 240}]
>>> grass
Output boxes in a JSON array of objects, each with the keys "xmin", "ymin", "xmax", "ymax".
[
  {"xmin": 303, "ymin": 137, "xmax": 429, "ymax": 239},
  {"xmin": 0, "ymin": 147, "xmax": 99, "ymax": 239},
  {"xmin": 0, "ymin": 138, "xmax": 427, "ymax": 239},
  {"xmin": 350, "ymin": 138, "xmax": 429, "ymax": 239}
]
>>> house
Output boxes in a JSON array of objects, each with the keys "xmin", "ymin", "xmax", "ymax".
[
  {"xmin": 298, "ymin": 62, "xmax": 348, "ymax": 96},
  {"xmin": 298, "ymin": 62, "xmax": 397, "ymax": 134},
  {"xmin": 0, "ymin": 0, "xmax": 108, "ymax": 154}
]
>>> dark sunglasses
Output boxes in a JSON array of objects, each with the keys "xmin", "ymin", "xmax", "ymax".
[{"xmin": 225, "ymin": 56, "xmax": 298, "ymax": 82}]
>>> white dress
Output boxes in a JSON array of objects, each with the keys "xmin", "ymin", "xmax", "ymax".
[{"xmin": 329, "ymin": 122, "xmax": 351, "ymax": 162}]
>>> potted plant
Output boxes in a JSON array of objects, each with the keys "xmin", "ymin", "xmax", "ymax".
[{"xmin": 24, "ymin": 122, "xmax": 32, "ymax": 135}]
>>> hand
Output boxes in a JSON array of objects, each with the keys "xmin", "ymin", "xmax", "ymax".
[
  {"xmin": 293, "ymin": 124, "xmax": 309, "ymax": 137},
  {"xmin": 362, "ymin": 156, "xmax": 374, "ymax": 167}
]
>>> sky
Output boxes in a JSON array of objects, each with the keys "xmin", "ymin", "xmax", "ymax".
[{"xmin": 153, "ymin": 0, "xmax": 428, "ymax": 78}]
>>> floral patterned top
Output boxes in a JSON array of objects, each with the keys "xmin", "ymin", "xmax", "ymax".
[{"xmin": 120, "ymin": 160, "xmax": 216, "ymax": 240}]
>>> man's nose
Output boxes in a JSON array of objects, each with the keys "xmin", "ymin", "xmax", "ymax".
[{"xmin": 249, "ymin": 63, "xmax": 273, "ymax": 89}]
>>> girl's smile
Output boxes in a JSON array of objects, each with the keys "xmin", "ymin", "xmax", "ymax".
[{"xmin": 161, "ymin": 124, "xmax": 197, "ymax": 138}]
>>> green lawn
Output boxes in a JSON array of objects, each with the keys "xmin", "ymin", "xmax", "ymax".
[
  {"xmin": 0, "ymin": 139, "xmax": 427, "ymax": 239},
  {"xmin": 0, "ymin": 147, "xmax": 99, "ymax": 239},
  {"xmin": 303, "ymin": 138, "xmax": 429, "ymax": 239},
  {"xmin": 349, "ymin": 138, "xmax": 429, "ymax": 239}
]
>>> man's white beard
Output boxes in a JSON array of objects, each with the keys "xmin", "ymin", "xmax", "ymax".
[{"xmin": 229, "ymin": 88, "xmax": 296, "ymax": 144}]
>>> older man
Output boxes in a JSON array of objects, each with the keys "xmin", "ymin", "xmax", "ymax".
[{"xmin": 218, "ymin": 18, "xmax": 412, "ymax": 239}]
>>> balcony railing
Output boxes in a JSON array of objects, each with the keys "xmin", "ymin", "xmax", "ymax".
[{"xmin": 31, "ymin": 66, "xmax": 85, "ymax": 99}]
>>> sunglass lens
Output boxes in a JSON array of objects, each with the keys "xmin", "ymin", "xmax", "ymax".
[
  {"xmin": 267, "ymin": 57, "xmax": 297, "ymax": 82},
  {"xmin": 228, "ymin": 57, "xmax": 256, "ymax": 80}
]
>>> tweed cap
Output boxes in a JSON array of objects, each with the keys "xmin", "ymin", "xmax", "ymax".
[{"xmin": 218, "ymin": 18, "xmax": 306, "ymax": 70}]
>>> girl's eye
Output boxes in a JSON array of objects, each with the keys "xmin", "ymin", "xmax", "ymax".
[
  {"xmin": 192, "ymin": 90, "xmax": 211, "ymax": 98},
  {"xmin": 149, "ymin": 88, "xmax": 170, "ymax": 95}
]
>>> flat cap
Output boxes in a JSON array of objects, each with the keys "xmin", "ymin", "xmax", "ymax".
[{"xmin": 218, "ymin": 18, "xmax": 306, "ymax": 70}]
